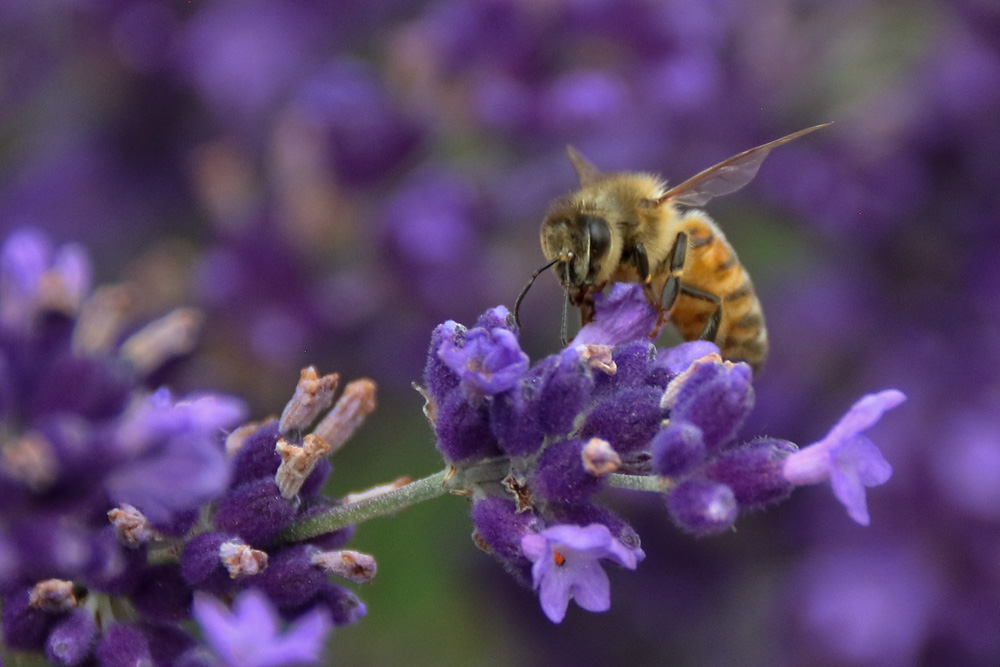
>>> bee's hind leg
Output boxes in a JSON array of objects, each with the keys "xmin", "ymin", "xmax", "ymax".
[
  {"xmin": 658, "ymin": 232, "xmax": 723, "ymax": 343},
  {"xmin": 677, "ymin": 284, "xmax": 722, "ymax": 343}
]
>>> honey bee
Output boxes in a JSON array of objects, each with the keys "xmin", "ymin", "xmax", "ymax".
[{"xmin": 514, "ymin": 124, "xmax": 830, "ymax": 371}]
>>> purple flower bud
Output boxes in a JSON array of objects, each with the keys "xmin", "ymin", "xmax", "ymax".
[
  {"xmin": 229, "ymin": 420, "xmax": 282, "ymax": 488},
  {"xmin": 666, "ymin": 480, "xmax": 738, "ymax": 535},
  {"xmin": 1, "ymin": 587, "xmax": 60, "ymax": 651},
  {"xmin": 580, "ymin": 386, "xmax": 664, "ymax": 454},
  {"xmin": 489, "ymin": 381, "xmax": 544, "ymax": 457},
  {"xmin": 95, "ymin": 623, "xmax": 152, "ymax": 667},
  {"xmin": 474, "ymin": 305, "xmax": 517, "ymax": 332},
  {"xmin": 434, "ymin": 390, "xmax": 502, "ymax": 463},
  {"xmin": 654, "ymin": 341, "xmax": 721, "ymax": 376},
  {"xmin": 46, "ymin": 608, "xmax": 97, "ymax": 666},
  {"xmin": 592, "ymin": 340, "xmax": 656, "ymax": 395},
  {"xmin": 704, "ymin": 439, "xmax": 797, "ymax": 509},
  {"xmin": 82, "ymin": 526, "xmax": 145, "ymax": 596},
  {"xmin": 531, "ymin": 439, "xmax": 605, "ymax": 506},
  {"xmin": 664, "ymin": 360, "xmax": 754, "ymax": 452},
  {"xmin": 181, "ymin": 532, "xmax": 234, "ymax": 594},
  {"xmin": 422, "ymin": 320, "xmax": 465, "ymax": 405},
  {"xmin": 535, "ymin": 348, "xmax": 593, "ymax": 437},
  {"xmin": 256, "ymin": 546, "xmax": 326, "ymax": 610},
  {"xmin": 141, "ymin": 622, "xmax": 196, "ymax": 667},
  {"xmin": 214, "ymin": 479, "xmax": 295, "ymax": 548},
  {"xmin": 470, "ymin": 497, "xmax": 539, "ymax": 565},
  {"xmin": 438, "ymin": 326, "xmax": 529, "ymax": 398},
  {"xmin": 570, "ymin": 283, "xmax": 658, "ymax": 347},
  {"xmin": 303, "ymin": 584, "xmax": 367, "ymax": 627},
  {"xmin": 130, "ymin": 564, "xmax": 192, "ymax": 623},
  {"xmin": 651, "ymin": 419, "xmax": 706, "ymax": 477}
]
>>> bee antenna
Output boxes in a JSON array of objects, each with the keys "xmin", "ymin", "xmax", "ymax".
[{"xmin": 514, "ymin": 258, "xmax": 559, "ymax": 328}]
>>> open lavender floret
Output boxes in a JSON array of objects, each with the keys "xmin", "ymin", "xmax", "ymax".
[{"xmin": 423, "ymin": 283, "xmax": 905, "ymax": 623}]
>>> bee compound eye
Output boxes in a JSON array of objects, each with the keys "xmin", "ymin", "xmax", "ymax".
[{"xmin": 583, "ymin": 215, "xmax": 611, "ymax": 260}]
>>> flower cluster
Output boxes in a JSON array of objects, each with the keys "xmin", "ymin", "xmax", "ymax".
[
  {"xmin": 423, "ymin": 284, "xmax": 904, "ymax": 623},
  {"xmin": 0, "ymin": 230, "xmax": 371, "ymax": 666}
]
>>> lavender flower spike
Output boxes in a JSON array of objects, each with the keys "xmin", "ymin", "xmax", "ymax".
[
  {"xmin": 783, "ymin": 389, "xmax": 906, "ymax": 525},
  {"xmin": 520, "ymin": 524, "xmax": 645, "ymax": 623},
  {"xmin": 192, "ymin": 589, "xmax": 331, "ymax": 667}
]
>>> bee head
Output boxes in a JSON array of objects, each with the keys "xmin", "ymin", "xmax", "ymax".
[{"xmin": 540, "ymin": 211, "xmax": 612, "ymax": 289}]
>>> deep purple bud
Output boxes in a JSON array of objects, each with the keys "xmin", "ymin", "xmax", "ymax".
[
  {"xmin": 422, "ymin": 320, "xmax": 465, "ymax": 404},
  {"xmin": 474, "ymin": 305, "xmax": 517, "ymax": 332},
  {"xmin": 285, "ymin": 583, "xmax": 367, "ymax": 627},
  {"xmin": 651, "ymin": 419, "xmax": 706, "ymax": 477},
  {"xmin": 489, "ymin": 382, "xmax": 544, "ymax": 457},
  {"xmin": 531, "ymin": 439, "xmax": 605, "ymax": 506},
  {"xmin": 96, "ymin": 623, "xmax": 152, "ymax": 667},
  {"xmin": 592, "ymin": 341, "xmax": 656, "ymax": 395},
  {"xmin": 180, "ymin": 532, "xmax": 232, "ymax": 593},
  {"xmin": 580, "ymin": 386, "xmax": 664, "ymax": 453},
  {"xmin": 666, "ymin": 480, "xmax": 738, "ymax": 535},
  {"xmin": 214, "ymin": 479, "xmax": 295, "ymax": 547},
  {"xmin": 536, "ymin": 348, "xmax": 593, "ymax": 437},
  {"xmin": 141, "ymin": 622, "xmax": 196, "ymax": 667},
  {"xmin": 654, "ymin": 341, "xmax": 720, "ymax": 376},
  {"xmin": 434, "ymin": 390, "xmax": 502, "ymax": 463},
  {"xmin": 1, "ymin": 588, "xmax": 59, "ymax": 651},
  {"xmin": 46, "ymin": 608, "xmax": 98, "ymax": 666},
  {"xmin": 229, "ymin": 420, "xmax": 282, "ymax": 488},
  {"xmin": 470, "ymin": 496, "xmax": 539, "ymax": 563},
  {"xmin": 666, "ymin": 361, "xmax": 754, "ymax": 452},
  {"xmin": 298, "ymin": 457, "xmax": 332, "ymax": 499},
  {"xmin": 130, "ymin": 564, "xmax": 192, "ymax": 623},
  {"xmin": 257, "ymin": 545, "xmax": 326, "ymax": 610},
  {"xmin": 704, "ymin": 439, "xmax": 797, "ymax": 509},
  {"xmin": 82, "ymin": 526, "xmax": 145, "ymax": 595}
]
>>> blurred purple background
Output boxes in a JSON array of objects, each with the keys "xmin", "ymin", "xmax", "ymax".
[{"xmin": 2, "ymin": 0, "xmax": 999, "ymax": 664}]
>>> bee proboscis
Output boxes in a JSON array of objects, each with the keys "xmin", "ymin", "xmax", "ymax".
[{"xmin": 515, "ymin": 124, "xmax": 830, "ymax": 371}]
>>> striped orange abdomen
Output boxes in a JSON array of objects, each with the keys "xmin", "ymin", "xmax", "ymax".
[{"xmin": 669, "ymin": 211, "xmax": 768, "ymax": 371}]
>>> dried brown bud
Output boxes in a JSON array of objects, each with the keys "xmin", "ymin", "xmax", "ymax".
[
  {"xmin": 108, "ymin": 503, "xmax": 161, "ymax": 547},
  {"xmin": 275, "ymin": 434, "xmax": 332, "ymax": 499},
  {"xmin": 119, "ymin": 308, "xmax": 203, "ymax": 376},
  {"xmin": 29, "ymin": 579, "xmax": 79, "ymax": 612},
  {"xmin": 312, "ymin": 378, "xmax": 377, "ymax": 453},
  {"xmin": 311, "ymin": 549, "xmax": 377, "ymax": 584},
  {"xmin": 219, "ymin": 540, "xmax": 269, "ymax": 578},
  {"xmin": 279, "ymin": 367, "xmax": 340, "ymax": 435},
  {"xmin": 581, "ymin": 438, "xmax": 621, "ymax": 477}
]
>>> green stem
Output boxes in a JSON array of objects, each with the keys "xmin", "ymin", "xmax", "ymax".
[
  {"xmin": 280, "ymin": 458, "xmax": 512, "ymax": 542},
  {"xmin": 279, "ymin": 459, "xmax": 667, "ymax": 542}
]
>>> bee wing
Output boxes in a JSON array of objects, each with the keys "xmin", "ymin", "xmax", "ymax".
[
  {"xmin": 566, "ymin": 145, "xmax": 603, "ymax": 187},
  {"xmin": 657, "ymin": 123, "xmax": 831, "ymax": 208}
]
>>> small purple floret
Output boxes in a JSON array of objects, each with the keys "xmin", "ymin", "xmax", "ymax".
[
  {"xmin": 520, "ymin": 523, "xmax": 644, "ymax": 623},
  {"xmin": 783, "ymin": 389, "xmax": 905, "ymax": 525},
  {"xmin": 193, "ymin": 589, "xmax": 331, "ymax": 667},
  {"xmin": 438, "ymin": 326, "xmax": 529, "ymax": 397}
]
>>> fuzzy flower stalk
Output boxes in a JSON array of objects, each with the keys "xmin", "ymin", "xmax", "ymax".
[{"xmin": 0, "ymin": 230, "xmax": 371, "ymax": 666}]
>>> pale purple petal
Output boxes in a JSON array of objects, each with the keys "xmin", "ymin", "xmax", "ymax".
[
  {"xmin": 194, "ymin": 589, "xmax": 331, "ymax": 667},
  {"xmin": 568, "ymin": 564, "xmax": 611, "ymax": 613},
  {"xmin": 827, "ymin": 389, "xmax": 907, "ymax": 442},
  {"xmin": 571, "ymin": 284, "xmax": 657, "ymax": 347}
]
